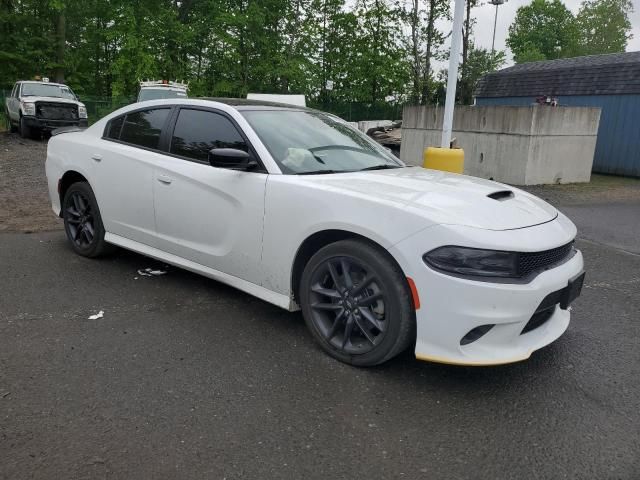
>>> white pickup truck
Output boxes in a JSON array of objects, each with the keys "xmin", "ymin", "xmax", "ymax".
[
  {"xmin": 4, "ymin": 80, "xmax": 88, "ymax": 138},
  {"xmin": 137, "ymin": 80, "xmax": 188, "ymax": 102}
]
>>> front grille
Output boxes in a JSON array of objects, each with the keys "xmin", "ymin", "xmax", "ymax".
[
  {"xmin": 36, "ymin": 102, "xmax": 78, "ymax": 120},
  {"xmin": 518, "ymin": 242, "xmax": 574, "ymax": 278}
]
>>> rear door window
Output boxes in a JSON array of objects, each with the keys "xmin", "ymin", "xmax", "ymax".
[
  {"xmin": 170, "ymin": 108, "xmax": 248, "ymax": 162},
  {"xmin": 119, "ymin": 108, "xmax": 170, "ymax": 149}
]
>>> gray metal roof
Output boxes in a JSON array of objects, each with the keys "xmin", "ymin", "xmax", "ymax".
[{"xmin": 475, "ymin": 51, "xmax": 640, "ymax": 98}]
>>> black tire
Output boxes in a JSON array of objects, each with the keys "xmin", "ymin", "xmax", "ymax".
[
  {"xmin": 299, "ymin": 239, "xmax": 415, "ymax": 366},
  {"xmin": 62, "ymin": 182, "xmax": 113, "ymax": 258},
  {"xmin": 19, "ymin": 116, "xmax": 32, "ymax": 139}
]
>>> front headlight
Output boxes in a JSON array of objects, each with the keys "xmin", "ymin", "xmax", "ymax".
[
  {"xmin": 78, "ymin": 105, "xmax": 87, "ymax": 119},
  {"xmin": 423, "ymin": 246, "xmax": 519, "ymax": 278},
  {"xmin": 21, "ymin": 102, "xmax": 36, "ymax": 116}
]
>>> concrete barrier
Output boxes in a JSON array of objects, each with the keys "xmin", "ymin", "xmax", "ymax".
[{"xmin": 400, "ymin": 105, "xmax": 601, "ymax": 185}]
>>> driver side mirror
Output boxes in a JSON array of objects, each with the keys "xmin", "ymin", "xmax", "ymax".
[{"xmin": 208, "ymin": 148, "xmax": 258, "ymax": 171}]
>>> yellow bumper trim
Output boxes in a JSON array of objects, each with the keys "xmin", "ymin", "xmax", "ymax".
[{"xmin": 415, "ymin": 351, "xmax": 532, "ymax": 367}]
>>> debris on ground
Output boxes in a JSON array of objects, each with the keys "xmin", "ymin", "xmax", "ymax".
[
  {"xmin": 366, "ymin": 121, "xmax": 402, "ymax": 157},
  {"xmin": 137, "ymin": 268, "xmax": 167, "ymax": 277},
  {"xmin": 88, "ymin": 310, "xmax": 104, "ymax": 320}
]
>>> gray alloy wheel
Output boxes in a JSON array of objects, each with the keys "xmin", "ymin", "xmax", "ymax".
[
  {"xmin": 300, "ymin": 239, "xmax": 415, "ymax": 366},
  {"xmin": 62, "ymin": 182, "xmax": 113, "ymax": 258}
]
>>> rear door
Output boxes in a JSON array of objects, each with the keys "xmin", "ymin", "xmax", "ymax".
[
  {"xmin": 91, "ymin": 107, "xmax": 173, "ymax": 247},
  {"xmin": 152, "ymin": 107, "xmax": 267, "ymax": 285}
]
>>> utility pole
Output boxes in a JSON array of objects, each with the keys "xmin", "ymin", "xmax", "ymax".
[
  {"xmin": 490, "ymin": 0, "xmax": 506, "ymax": 58},
  {"xmin": 441, "ymin": 0, "xmax": 466, "ymax": 148}
]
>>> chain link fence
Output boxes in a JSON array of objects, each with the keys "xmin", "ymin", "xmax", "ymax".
[{"xmin": 1, "ymin": 90, "xmax": 404, "ymax": 132}]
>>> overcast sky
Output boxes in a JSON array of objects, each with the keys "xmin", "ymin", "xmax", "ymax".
[{"xmin": 440, "ymin": 0, "xmax": 640, "ymax": 67}]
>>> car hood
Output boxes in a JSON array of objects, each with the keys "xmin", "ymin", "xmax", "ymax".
[
  {"xmin": 301, "ymin": 167, "xmax": 558, "ymax": 231},
  {"xmin": 20, "ymin": 96, "xmax": 83, "ymax": 106}
]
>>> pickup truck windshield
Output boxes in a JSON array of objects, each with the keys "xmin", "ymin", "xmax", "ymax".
[
  {"xmin": 21, "ymin": 83, "xmax": 77, "ymax": 100},
  {"xmin": 241, "ymin": 110, "xmax": 402, "ymax": 174},
  {"xmin": 138, "ymin": 89, "xmax": 188, "ymax": 102}
]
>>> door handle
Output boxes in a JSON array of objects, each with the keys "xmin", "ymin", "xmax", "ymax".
[
  {"xmin": 157, "ymin": 175, "xmax": 172, "ymax": 185},
  {"xmin": 91, "ymin": 154, "xmax": 102, "ymax": 162}
]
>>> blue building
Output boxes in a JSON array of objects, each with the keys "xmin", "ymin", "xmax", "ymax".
[{"xmin": 475, "ymin": 52, "xmax": 640, "ymax": 178}]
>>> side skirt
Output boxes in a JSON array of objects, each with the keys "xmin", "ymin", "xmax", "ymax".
[{"xmin": 104, "ymin": 232, "xmax": 296, "ymax": 311}]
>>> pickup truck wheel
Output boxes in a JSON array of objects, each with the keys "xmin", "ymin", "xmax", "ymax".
[{"xmin": 19, "ymin": 116, "xmax": 32, "ymax": 139}]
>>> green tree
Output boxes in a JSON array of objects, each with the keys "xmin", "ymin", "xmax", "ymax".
[
  {"xmin": 460, "ymin": 47, "xmax": 506, "ymax": 103},
  {"xmin": 575, "ymin": 0, "xmax": 633, "ymax": 56},
  {"xmin": 458, "ymin": 0, "xmax": 479, "ymax": 106},
  {"xmin": 348, "ymin": 0, "xmax": 410, "ymax": 104},
  {"xmin": 507, "ymin": 0, "xmax": 579, "ymax": 63},
  {"xmin": 403, "ymin": 0, "xmax": 448, "ymax": 104}
]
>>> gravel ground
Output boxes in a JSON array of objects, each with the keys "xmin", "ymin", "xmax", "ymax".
[
  {"xmin": 0, "ymin": 132, "xmax": 60, "ymax": 232},
  {"xmin": 524, "ymin": 174, "xmax": 640, "ymax": 205}
]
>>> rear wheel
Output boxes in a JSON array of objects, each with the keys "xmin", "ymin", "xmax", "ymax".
[
  {"xmin": 62, "ymin": 182, "xmax": 112, "ymax": 257},
  {"xmin": 299, "ymin": 239, "xmax": 415, "ymax": 366},
  {"xmin": 4, "ymin": 110, "xmax": 16, "ymax": 133}
]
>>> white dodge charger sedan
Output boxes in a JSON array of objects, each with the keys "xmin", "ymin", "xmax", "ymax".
[{"xmin": 45, "ymin": 98, "xmax": 585, "ymax": 367}]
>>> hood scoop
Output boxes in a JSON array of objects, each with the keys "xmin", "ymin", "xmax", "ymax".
[{"xmin": 487, "ymin": 190, "xmax": 515, "ymax": 201}]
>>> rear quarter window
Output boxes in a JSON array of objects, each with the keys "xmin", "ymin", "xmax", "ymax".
[
  {"xmin": 105, "ymin": 116, "xmax": 124, "ymax": 139},
  {"xmin": 119, "ymin": 108, "xmax": 170, "ymax": 149}
]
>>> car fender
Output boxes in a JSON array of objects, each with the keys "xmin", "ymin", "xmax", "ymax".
[
  {"xmin": 261, "ymin": 175, "xmax": 433, "ymax": 299},
  {"xmin": 46, "ymin": 133, "xmax": 97, "ymax": 215}
]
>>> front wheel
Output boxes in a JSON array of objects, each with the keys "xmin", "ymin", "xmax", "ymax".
[
  {"xmin": 19, "ymin": 116, "xmax": 32, "ymax": 139},
  {"xmin": 299, "ymin": 239, "xmax": 415, "ymax": 366},
  {"xmin": 62, "ymin": 182, "xmax": 113, "ymax": 257}
]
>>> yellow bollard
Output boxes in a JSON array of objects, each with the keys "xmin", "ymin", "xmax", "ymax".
[{"xmin": 423, "ymin": 147, "xmax": 464, "ymax": 174}]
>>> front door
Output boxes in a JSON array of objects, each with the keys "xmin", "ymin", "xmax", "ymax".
[
  {"xmin": 152, "ymin": 107, "xmax": 267, "ymax": 286},
  {"xmin": 7, "ymin": 83, "xmax": 19, "ymax": 120}
]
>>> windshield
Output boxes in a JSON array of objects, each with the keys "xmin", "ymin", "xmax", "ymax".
[
  {"xmin": 21, "ymin": 83, "xmax": 77, "ymax": 100},
  {"xmin": 138, "ymin": 88, "xmax": 188, "ymax": 102},
  {"xmin": 241, "ymin": 110, "xmax": 403, "ymax": 174}
]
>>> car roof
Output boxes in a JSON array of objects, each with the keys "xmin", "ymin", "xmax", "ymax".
[
  {"xmin": 199, "ymin": 97, "xmax": 313, "ymax": 111},
  {"xmin": 19, "ymin": 80, "xmax": 67, "ymax": 87}
]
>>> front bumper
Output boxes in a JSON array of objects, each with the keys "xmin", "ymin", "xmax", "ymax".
[
  {"xmin": 23, "ymin": 115, "xmax": 88, "ymax": 131},
  {"xmin": 389, "ymin": 215, "xmax": 584, "ymax": 366}
]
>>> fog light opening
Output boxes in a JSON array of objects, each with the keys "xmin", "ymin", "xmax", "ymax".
[{"xmin": 460, "ymin": 324, "xmax": 495, "ymax": 346}]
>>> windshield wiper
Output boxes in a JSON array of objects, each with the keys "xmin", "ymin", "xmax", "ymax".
[
  {"xmin": 297, "ymin": 169, "xmax": 345, "ymax": 175},
  {"xmin": 357, "ymin": 164, "xmax": 402, "ymax": 172}
]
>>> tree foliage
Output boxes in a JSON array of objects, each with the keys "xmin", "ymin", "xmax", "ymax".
[
  {"xmin": 0, "ymin": 0, "xmax": 535, "ymax": 108},
  {"xmin": 0, "ymin": 0, "xmax": 424, "ymax": 104},
  {"xmin": 507, "ymin": 0, "xmax": 579, "ymax": 64},
  {"xmin": 575, "ymin": 0, "xmax": 633, "ymax": 56},
  {"xmin": 507, "ymin": 0, "xmax": 634, "ymax": 64}
]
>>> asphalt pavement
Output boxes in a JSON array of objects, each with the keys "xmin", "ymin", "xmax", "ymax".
[{"xmin": 1, "ymin": 218, "xmax": 639, "ymax": 479}]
